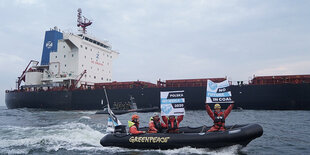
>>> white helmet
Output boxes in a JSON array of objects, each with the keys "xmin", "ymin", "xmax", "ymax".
[{"xmin": 153, "ymin": 112, "xmax": 159, "ymax": 117}]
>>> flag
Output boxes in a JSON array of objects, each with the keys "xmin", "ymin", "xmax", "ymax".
[{"xmin": 105, "ymin": 100, "xmax": 122, "ymax": 133}]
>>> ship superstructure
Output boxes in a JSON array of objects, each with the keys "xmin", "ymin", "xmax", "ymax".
[{"xmin": 20, "ymin": 9, "xmax": 119, "ymax": 91}]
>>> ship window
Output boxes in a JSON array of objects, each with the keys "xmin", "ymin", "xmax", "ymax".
[
  {"xmin": 90, "ymin": 49, "xmax": 92, "ymax": 51},
  {"xmin": 107, "ymin": 78, "xmax": 109, "ymax": 81},
  {"xmin": 72, "ymin": 54, "xmax": 74, "ymax": 57},
  {"xmin": 107, "ymin": 55, "xmax": 109, "ymax": 57},
  {"xmin": 55, "ymin": 56, "xmax": 57, "ymax": 58},
  {"xmin": 64, "ymin": 55, "xmax": 66, "ymax": 58},
  {"xmin": 84, "ymin": 56, "xmax": 86, "ymax": 59},
  {"xmin": 85, "ymin": 47, "xmax": 87, "ymax": 50},
  {"xmin": 91, "ymin": 67, "xmax": 93, "ymax": 69},
  {"xmin": 84, "ymin": 75, "xmax": 86, "ymax": 77},
  {"xmin": 64, "ymin": 64, "xmax": 66, "ymax": 67},
  {"xmin": 94, "ymin": 76, "xmax": 96, "ymax": 79},
  {"xmin": 101, "ymin": 77, "xmax": 103, "ymax": 80},
  {"xmin": 82, "ymin": 65, "xmax": 84, "ymax": 67},
  {"xmin": 63, "ymin": 46, "xmax": 65, "ymax": 48},
  {"xmin": 110, "ymin": 56, "xmax": 112, "ymax": 58},
  {"xmin": 55, "ymin": 65, "xmax": 57, "ymax": 68},
  {"xmin": 80, "ymin": 45, "xmax": 83, "ymax": 48}
]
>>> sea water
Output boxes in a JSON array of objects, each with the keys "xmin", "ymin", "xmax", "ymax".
[{"xmin": 0, "ymin": 106, "xmax": 309, "ymax": 155}]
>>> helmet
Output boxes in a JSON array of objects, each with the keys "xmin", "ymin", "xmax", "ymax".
[
  {"xmin": 169, "ymin": 115, "xmax": 175, "ymax": 118},
  {"xmin": 131, "ymin": 114, "xmax": 139, "ymax": 121},
  {"xmin": 153, "ymin": 112, "xmax": 159, "ymax": 117},
  {"xmin": 214, "ymin": 104, "xmax": 221, "ymax": 109}
]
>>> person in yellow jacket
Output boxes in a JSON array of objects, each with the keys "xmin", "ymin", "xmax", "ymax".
[{"xmin": 128, "ymin": 114, "xmax": 146, "ymax": 134}]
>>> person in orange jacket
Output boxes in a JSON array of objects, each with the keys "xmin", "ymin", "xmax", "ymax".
[
  {"xmin": 206, "ymin": 103, "xmax": 234, "ymax": 132},
  {"xmin": 162, "ymin": 115, "xmax": 184, "ymax": 133},
  {"xmin": 128, "ymin": 114, "xmax": 146, "ymax": 135},
  {"xmin": 148, "ymin": 112, "xmax": 167, "ymax": 133}
]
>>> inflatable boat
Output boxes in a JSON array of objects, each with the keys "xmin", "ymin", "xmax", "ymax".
[{"xmin": 100, "ymin": 124, "xmax": 263, "ymax": 150}]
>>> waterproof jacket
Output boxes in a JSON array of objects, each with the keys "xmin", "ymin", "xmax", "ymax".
[
  {"xmin": 162, "ymin": 115, "xmax": 183, "ymax": 133},
  {"xmin": 205, "ymin": 104, "xmax": 233, "ymax": 129},
  {"xmin": 128, "ymin": 121, "xmax": 144, "ymax": 135},
  {"xmin": 148, "ymin": 117, "xmax": 167, "ymax": 133}
]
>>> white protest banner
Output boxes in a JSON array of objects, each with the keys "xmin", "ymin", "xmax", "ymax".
[
  {"xmin": 160, "ymin": 90, "xmax": 185, "ymax": 116},
  {"xmin": 206, "ymin": 80, "xmax": 234, "ymax": 104}
]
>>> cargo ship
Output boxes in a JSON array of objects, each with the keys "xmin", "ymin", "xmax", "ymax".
[{"xmin": 5, "ymin": 9, "xmax": 310, "ymax": 110}]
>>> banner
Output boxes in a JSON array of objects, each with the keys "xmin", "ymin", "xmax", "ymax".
[
  {"xmin": 160, "ymin": 90, "xmax": 185, "ymax": 116},
  {"xmin": 206, "ymin": 80, "xmax": 234, "ymax": 104},
  {"xmin": 105, "ymin": 100, "xmax": 122, "ymax": 133}
]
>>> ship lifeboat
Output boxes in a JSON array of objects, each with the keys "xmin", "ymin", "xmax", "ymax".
[{"xmin": 100, "ymin": 124, "xmax": 263, "ymax": 150}]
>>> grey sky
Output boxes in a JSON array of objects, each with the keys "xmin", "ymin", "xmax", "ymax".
[{"xmin": 0, "ymin": 0, "xmax": 310, "ymax": 106}]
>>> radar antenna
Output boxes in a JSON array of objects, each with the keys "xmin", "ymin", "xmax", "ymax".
[{"xmin": 77, "ymin": 8, "xmax": 92, "ymax": 34}]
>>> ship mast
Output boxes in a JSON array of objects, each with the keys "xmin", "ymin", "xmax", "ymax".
[{"xmin": 77, "ymin": 8, "xmax": 92, "ymax": 34}]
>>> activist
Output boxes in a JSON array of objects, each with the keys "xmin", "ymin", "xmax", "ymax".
[
  {"xmin": 162, "ymin": 115, "xmax": 184, "ymax": 133},
  {"xmin": 128, "ymin": 114, "xmax": 146, "ymax": 134},
  {"xmin": 148, "ymin": 112, "xmax": 167, "ymax": 133},
  {"xmin": 205, "ymin": 103, "xmax": 234, "ymax": 132}
]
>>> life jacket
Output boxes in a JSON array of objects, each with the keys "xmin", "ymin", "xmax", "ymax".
[
  {"xmin": 213, "ymin": 111, "xmax": 225, "ymax": 128},
  {"xmin": 128, "ymin": 121, "xmax": 139, "ymax": 129},
  {"xmin": 168, "ymin": 118, "xmax": 178, "ymax": 131},
  {"xmin": 153, "ymin": 120, "xmax": 162, "ymax": 131},
  {"xmin": 149, "ymin": 117, "xmax": 163, "ymax": 132}
]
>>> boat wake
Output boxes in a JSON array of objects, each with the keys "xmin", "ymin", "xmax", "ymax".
[
  {"xmin": 0, "ymin": 119, "xmax": 242, "ymax": 154},
  {"xmin": 0, "ymin": 110, "xmax": 244, "ymax": 154},
  {"xmin": 0, "ymin": 122, "xmax": 105, "ymax": 154},
  {"xmin": 99, "ymin": 145, "xmax": 242, "ymax": 155},
  {"xmin": 159, "ymin": 145, "xmax": 242, "ymax": 155}
]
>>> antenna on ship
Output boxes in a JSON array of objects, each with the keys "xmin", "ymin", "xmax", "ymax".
[{"xmin": 77, "ymin": 8, "xmax": 92, "ymax": 34}]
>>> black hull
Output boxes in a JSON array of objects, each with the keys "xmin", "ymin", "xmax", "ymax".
[
  {"xmin": 5, "ymin": 83, "xmax": 310, "ymax": 110},
  {"xmin": 100, "ymin": 124, "xmax": 263, "ymax": 150},
  {"xmin": 95, "ymin": 107, "xmax": 159, "ymax": 115}
]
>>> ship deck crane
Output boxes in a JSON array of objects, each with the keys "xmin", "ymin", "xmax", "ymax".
[
  {"xmin": 16, "ymin": 60, "xmax": 39, "ymax": 90},
  {"xmin": 70, "ymin": 70, "xmax": 87, "ymax": 89}
]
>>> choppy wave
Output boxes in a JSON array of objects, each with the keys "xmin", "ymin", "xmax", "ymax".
[
  {"xmin": 0, "ymin": 119, "xmax": 242, "ymax": 154},
  {"xmin": 1, "ymin": 107, "xmax": 310, "ymax": 154},
  {"xmin": 0, "ymin": 119, "xmax": 241, "ymax": 154},
  {"xmin": 0, "ymin": 122, "xmax": 105, "ymax": 154},
  {"xmin": 143, "ymin": 145, "xmax": 241, "ymax": 155}
]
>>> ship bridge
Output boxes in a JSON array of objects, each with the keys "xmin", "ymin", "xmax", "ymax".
[{"xmin": 77, "ymin": 34, "xmax": 112, "ymax": 50}]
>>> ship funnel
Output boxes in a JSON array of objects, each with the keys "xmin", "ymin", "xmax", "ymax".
[{"xmin": 40, "ymin": 28, "xmax": 63, "ymax": 65}]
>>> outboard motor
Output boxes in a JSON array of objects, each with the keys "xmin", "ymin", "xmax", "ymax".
[{"xmin": 114, "ymin": 125, "xmax": 127, "ymax": 133}]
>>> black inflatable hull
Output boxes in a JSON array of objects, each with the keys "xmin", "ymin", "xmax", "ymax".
[{"xmin": 100, "ymin": 124, "xmax": 263, "ymax": 150}]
